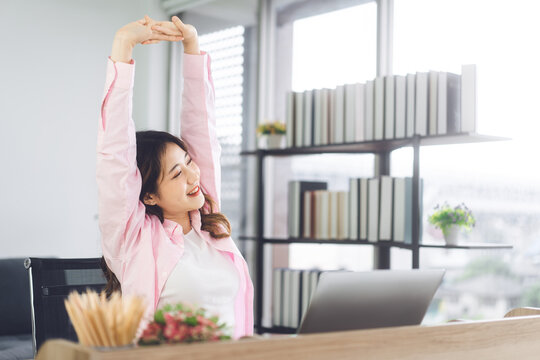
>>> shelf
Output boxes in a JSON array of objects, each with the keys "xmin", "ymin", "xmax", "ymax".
[
  {"xmin": 419, "ymin": 242, "xmax": 513, "ymax": 250},
  {"xmin": 240, "ymin": 236, "xmax": 512, "ymax": 251},
  {"xmin": 260, "ymin": 326, "xmax": 297, "ymax": 335},
  {"xmin": 240, "ymin": 133, "xmax": 510, "ymax": 156},
  {"xmin": 239, "ymin": 236, "xmax": 414, "ymax": 250}
]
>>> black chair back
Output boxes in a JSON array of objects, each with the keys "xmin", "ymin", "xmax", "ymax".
[
  {"xmin": 0, "ymin": 258, "xmax": 32, "ymax": 336},
  {"xmin": 24, "ymin": 257, "xmax": 106, "ymax": 355}
]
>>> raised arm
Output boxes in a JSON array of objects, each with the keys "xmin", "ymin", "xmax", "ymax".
[
  {"xmin": 97, "ymin": 17, "xmax": 183, "ymax": 262},
  {"xmin": 153, "ymin": 17, "xmax": 222, "ymax": 211}
]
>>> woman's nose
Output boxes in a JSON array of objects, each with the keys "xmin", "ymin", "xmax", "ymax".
[{"xmin": 184, "ymin": 165, "xmax": 198, "ymax": 184}]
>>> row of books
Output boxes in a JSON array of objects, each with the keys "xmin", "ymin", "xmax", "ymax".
[
  {"xmin": 288, "ymin": 177, "xmax": 423, "ymax": 243},
  {"xmin": 285, "ymin": 64, "xmax": 477, "ymax": 148},
  {"xmin": 273, "ymin": 268, "xmax": 349, "ymax": 328}
]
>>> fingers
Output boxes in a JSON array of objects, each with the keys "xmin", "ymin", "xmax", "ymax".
[
  {"xmin": 136, "ymin": 18, "xmax": 146, "ymax": 25},
  {"xmin": 151, "ymin": 25, "xmax": 182, "ymax": 36},
  {"xmin": 149, "ymin": 33, "xmax": 183, "ymax": 42},
  {"xmin": 142, "ymin": 40, "xmax": 160, "ymax": 45},
  {"xmin": 171, "ymin": 16, "xmax": 185, "ymax": 31}
]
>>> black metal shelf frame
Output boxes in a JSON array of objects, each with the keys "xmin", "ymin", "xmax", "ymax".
[{"xmin": 240, "ymin": 133, "xmax": 511, "ymax": 334}]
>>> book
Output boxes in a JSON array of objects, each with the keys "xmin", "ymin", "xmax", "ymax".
[
  {"xmin": 438, "ymin": 72, "xmax": 461, "ymax": 134},
  {"xmin": 349, "ymin": 179, "xmax": 359, "ymax": 240},
  {"xmin": 379, "ymin": 176, "xmax": 394, "ymax": 241},
  {"xmin": 282, "ymin": 269, "xmax": 292, "ymax": 327},
  {"xmin": 354, "ymin": 83, "xmax": 366, "ymax": 142},
  {"xmin": 272, "ymin": 268, "xmax": 284, "ymax": 326},
  {"xmin": 334, "ymin": 85, "xmax": 345, "ymax": 144},
  {"xmin": 321, "ymin": 89, "xmax": 330, "ymax": 145},
  {"xmin": 303, "ymin": 191, "xmax": 313, "ymax": 238},
  {"xmin": 309, "ymin": 270, "xmax": 322, "ymax": 305},
  {"xmin": 406, "ymin": 73, "xmax": 416, "ymax": 138},
  {"xmin": 295, "ymin": 91, "xmax": 304, "ymax": 147},
  {"xmin": 328, "ymin": 88, "xmax": 335, "ymax": 144},
  {"xmin": 344, "ymin": 84, "xmax": 356, "ymax": 143},
  {"xmin": 319, "ymin": 191, "xmax": 331, "ymax": 240},
  {"xmin": 364, "ymin": 80, "xmax": 375, "ymax": 141},
  {"xmin": 374, "ymin": 77, "xmax": 385, "ymax": 140},
  {"xmin": 428, "ymin": 70, "xmax": 439, "ymax": 136},
  {"xmin": 301, "ymin": 270, "xmax": 312, "ymax": 324},
  {"xmin": 384, "ymin": 75, "xmax": 395, "ymax": 140},
  {"xmin": 367, "ymin": 178, "xmax": 380, "ymax": 242},
  {"xmin": 461, "ymin": 64, "xmax": 477, "ymax": 133},
  {"xmin": 393, "ymin": 177, "xmax": 412, "ymax": 244},
  {"xmin": 304, "ymin": 89, "xmax": 314, "ymax": 146},
  {"xmin": 337, "ymin": 191, "xmax": 349, "ymax": 240},
  {"xmin": 395, "ymin": 75, "xmax": 407, "ymax": 139},
  {"xmin": 415, "ymin": 72, "xmax": 428, "ymax": 136},
  {"xmin": 286, "ymin": 92, "xmax": 295, "ymax": 147},
  {"xmin": 359, "ymin": 178, "xmax": 369, "ymax": 241},
  {"xmin": 314, "ymin": 190, "xmax": 324, "ymax": 239},
  {"xmin": 313, "ymin": 89, "xmax": 323, "ymax": 146},
  {"xmin": 290, "ymin": 270, "xmax": 302, "ymax": 328},
  {"xmin": 329, "ymin": 191, "xmax": 339, "ymax": 240},
  {"xmin": 288, "ymin": 181, "xmax": 328, "ymax": 238}
]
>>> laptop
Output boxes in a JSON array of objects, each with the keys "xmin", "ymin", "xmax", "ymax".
[{"xmin": 297, "ymin": 269, "xmax": 445, "ymax": 334}]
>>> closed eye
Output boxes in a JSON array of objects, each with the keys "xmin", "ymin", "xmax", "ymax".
[{"xmin": 172, "ymin": 157, "xmax": 192, "ymax": 179}]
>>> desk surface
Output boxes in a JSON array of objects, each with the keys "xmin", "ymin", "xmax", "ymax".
[{"xmin": 36, "ymin": 315, "xmax": 540, "ymax": 360}]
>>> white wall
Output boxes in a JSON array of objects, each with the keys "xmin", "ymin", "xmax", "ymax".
[{"xmin": 0, "ymin": 0, "xmax": 169, "ymax": 258}]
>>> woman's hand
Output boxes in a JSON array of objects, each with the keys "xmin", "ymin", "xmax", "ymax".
[
  {"xmin": 149, "ymin": 16, "xmax": 200, "ymax": 55},
  {"xmin": 111, "ymin": 15, "xmax": 184, "ymax": 63}
]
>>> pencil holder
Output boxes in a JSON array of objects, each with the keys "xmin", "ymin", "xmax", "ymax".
[{"xmin": 64, "ymin": 289, "xmax": 146, "ymax": 348}]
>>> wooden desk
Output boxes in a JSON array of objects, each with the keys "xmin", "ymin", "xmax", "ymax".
[{"xmin": 36, "ymin": 315, "xmax": 540, "ymax": 360}]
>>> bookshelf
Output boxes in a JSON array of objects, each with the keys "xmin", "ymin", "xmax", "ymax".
[{"xmin": 240, "ymin": 132, "xmax": 511, "ymax": 335}]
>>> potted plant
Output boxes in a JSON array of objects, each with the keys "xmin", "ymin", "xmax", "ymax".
[
  {"xmin": 428, "ymin": 202, "xmax": 476, "ymax": 245},
  {"xmin": 256, "ymin": 121, "xmax": 286, "ymax": 149}
]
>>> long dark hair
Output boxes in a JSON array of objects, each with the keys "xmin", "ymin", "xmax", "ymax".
[{"xmin": 101, "ymin": 130, "xmax": 232, "ymax": 297}]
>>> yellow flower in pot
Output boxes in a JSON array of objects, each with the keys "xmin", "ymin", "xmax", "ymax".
[{"xmin": 256, "ymin": 121, "xmax": 286, "ymax": 149}]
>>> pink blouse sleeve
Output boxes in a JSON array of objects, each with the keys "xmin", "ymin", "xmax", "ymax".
[
  {"xmin": 96, "ymin": 58, "xmax": 146, "ymax": 268},
  {"xmin": 180, "ymin": 52, "xmax": 222, "ymax": 211}
]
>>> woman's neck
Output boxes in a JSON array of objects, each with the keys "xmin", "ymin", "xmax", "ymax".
[{"xmin": 165, "ymin": 212, "xmax": 192, "ymax": 234}]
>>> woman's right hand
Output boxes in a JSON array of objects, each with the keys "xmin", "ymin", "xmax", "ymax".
[{"xmin": 111, "ymin": 15, "xmax": 183, "ymax": 63}]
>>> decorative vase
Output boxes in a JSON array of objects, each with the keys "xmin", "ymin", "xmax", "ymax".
[
  {"xmin": 258, "ymin": 134, "xmax": 285, "ymax": 149},
  {"xmin": 444, "ymin": 225, "xmax": 460, "ymax": 246}
]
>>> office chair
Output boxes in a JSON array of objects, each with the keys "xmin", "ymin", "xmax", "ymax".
[{"xmin": 24, "ymin": 257, "xmax": 106, "ymax": 355}]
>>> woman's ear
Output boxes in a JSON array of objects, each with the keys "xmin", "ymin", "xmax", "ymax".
[{"xmin": 143, "ymin": 193, "xmax": 158, "ymax": 206}]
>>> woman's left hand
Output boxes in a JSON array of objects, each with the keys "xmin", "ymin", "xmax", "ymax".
[{"xmin": 148, "ymin": 16, "xmax": 200, "ymax": 54}]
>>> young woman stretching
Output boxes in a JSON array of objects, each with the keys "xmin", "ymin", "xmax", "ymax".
[{"xmin": 97, "ymin": 15, "xmax": 254, "ymax": 339}]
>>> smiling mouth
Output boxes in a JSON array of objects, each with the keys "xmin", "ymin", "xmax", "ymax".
[{"xmin": 187, "ymin": 185, "xmax": 200, "ymax": 196}]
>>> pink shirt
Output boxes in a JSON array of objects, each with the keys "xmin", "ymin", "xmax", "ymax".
[{"xmin": 96, "ymin": 52, "xmax": 254, "ymax": 340}]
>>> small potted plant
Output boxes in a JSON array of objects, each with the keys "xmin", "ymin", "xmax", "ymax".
[
  {"xmin": 256, "ymin": 121, "xmax": 286, "ymax": 149},
  {"xmin": 138, "ymin": 303, "xmax": 232, "ymax": 345},
  {"xmin": 428, "ymin": 202, "xmax": 476, "ymax": 245}
]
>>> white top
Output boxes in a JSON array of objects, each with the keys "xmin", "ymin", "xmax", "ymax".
[{"xmin": 158, "ymin": 228, "xmax": 239, "ymax": 331}]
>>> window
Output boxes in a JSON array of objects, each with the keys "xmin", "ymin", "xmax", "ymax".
[
  {"xmin": 393, "ymin": 0, "xmax": 540, "ymax": 322},
  {"xmin": 199, "ymin": 26, "xmax": 245, "ymax": 244},
  {"xmin": 285, "ymin": 0, "xmax": 540, "ymax": 324}
]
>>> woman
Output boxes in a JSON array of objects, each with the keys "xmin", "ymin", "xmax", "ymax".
[{"xmin": 97, "ymin": 15, "xmax": 254, "ymax": 340}]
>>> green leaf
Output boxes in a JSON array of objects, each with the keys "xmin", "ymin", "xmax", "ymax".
[
  {"xmin": 154, "ymin": 309, "xmax": 165, "ymax": 324},
  {"xmin": 185, "ymin": 316, "xmax": 198, "ymax": 326}
]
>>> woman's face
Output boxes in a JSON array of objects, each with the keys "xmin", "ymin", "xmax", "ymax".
[{"xmin": 144, "ymin": 142, "xmax": 205, "ymax": 216}]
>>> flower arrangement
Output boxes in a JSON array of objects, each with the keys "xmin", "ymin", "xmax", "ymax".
[
  {"xmin": 256, "ymin": 121, "xmax": 286, "ymax": 135},
  {"xmin": 138, "ymin": 303, "xmax": 232, "ymax": 345},
  {"xmin": 428, "ymin": 202, "xmax": 476, "ymax": 236}
]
